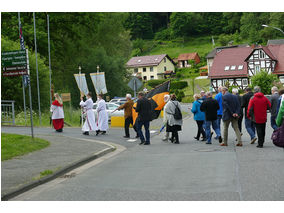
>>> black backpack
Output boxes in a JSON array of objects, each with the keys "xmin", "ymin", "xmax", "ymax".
[{"xmin": 172, "ymin": 101, "xmax": 182, "ymax": 120}]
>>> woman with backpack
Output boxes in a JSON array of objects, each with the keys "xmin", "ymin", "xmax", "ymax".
[
  {"xmin": 190, "ymin": 94, "xmax": 206, "ymax": 141},
  {"xmin": 164, "ymin": 94, "xmax": 183, "ymax": 144}
]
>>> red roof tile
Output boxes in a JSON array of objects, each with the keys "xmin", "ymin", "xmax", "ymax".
[
  {"xmin": 267, "ymin": 44, "xmax": 284, "ymax": 73},
  {"xmin": 209, "ymin": 47, "xmax": 252, "ymax": 78},
  {"xmin": 126, "ymin": 54, "xmax": 167, "ymax": 67},
  {"xmin": 178, "ymin": 52, "xmax": 199, "ymax": 61}
]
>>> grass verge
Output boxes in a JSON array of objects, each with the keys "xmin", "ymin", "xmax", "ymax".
[{"xmin": 1, "ymin": 133, "xmax": 50, "ymax": 161}]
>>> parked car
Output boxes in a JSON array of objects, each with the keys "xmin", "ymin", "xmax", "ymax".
[
  {"xmin": 93, "ymin": 102, "xmax": 124, "ymax": 121},
  {"xmin": 110, "ymin": 98, "xmax": 127, "ymax": 103}
]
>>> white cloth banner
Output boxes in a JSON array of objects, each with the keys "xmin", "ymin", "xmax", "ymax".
[
  {"xmin": 74, "ymin": 74, "xmax": 89, "ymax": 96},
  {"xmin": 90, "ymin": 72, "xmax": 108, "ymax": 95}
]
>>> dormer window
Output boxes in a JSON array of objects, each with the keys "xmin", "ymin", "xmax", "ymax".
[
  {"xmin": 238, "ymin": 65, "xmax": 243, "ymax": 70},
  {"xmin": 224, "ymin": 66, "xmax": 230, "ymax": 71},
  {"xmin": 231, "ymin": 65, "xmax": 236, "ymax": 70},
  {"xmin": 164, "ymin": 58, "xmax": 166, "ymax": 63}
]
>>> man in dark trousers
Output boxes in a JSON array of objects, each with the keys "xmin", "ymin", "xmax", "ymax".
[
  {"xmin": 135, "ymin": 91, "xmax": 152, "ymax": 145},
  {"xmin": 200, "ymin": 92, "xmax": 222, "ymax": 144},
  {"xmin": 247, "ymin": 86, "xmax": 271, "ymax": 148},
  {"xmin": 270, "ymin": 86, "xmax": 279, "ymax": 130},
  {"xmin": 220, "ymin": 87, "xmax": 242, "ymax": 146},
  {"xmin": 242, "ymin": 87, "xmax": 257, "ymax": 144},
  {"xmin": 114, "ymin": 93, "xmax": 139, "ymax": 139}
]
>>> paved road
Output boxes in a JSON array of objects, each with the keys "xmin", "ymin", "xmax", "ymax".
[{"xmin": 8, "ymin": 112, "xmax": 284, "ymax": 201}]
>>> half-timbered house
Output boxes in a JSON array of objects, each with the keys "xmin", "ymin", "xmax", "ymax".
[{"xmin": 208, "ymin": 42, "xmax": 284, "ymax": 92}]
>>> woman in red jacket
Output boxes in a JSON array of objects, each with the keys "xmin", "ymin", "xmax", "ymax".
[{"xmin": 247, "ymin": 86, "xmax": 271, "ymax": 148}]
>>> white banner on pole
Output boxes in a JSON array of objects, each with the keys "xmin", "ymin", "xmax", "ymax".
[
  {"xmin": 90, "ymin": 72, "xmax": 108, "ymax": 94},
  {"xmin": 74, "ymin": 74, "xmax": 89, "ymax": 96}
]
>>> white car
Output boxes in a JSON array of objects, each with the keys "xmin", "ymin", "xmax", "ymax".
[{"xmin": 93, "ymin": 102, "xmax": 124, "ymax": 121}]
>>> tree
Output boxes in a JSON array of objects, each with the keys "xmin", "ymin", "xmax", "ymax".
[{"xmin": 250, "ymin": 71, "xmax": 279, "ymax": 95}]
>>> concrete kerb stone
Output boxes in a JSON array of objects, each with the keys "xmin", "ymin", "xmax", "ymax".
[{"xmin": 1, "ymin": 137, "xmax": 119, "ymax": 201}]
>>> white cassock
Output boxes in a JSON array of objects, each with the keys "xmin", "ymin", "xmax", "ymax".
[
  {"xmin": 80, "ymin": 98, "xmax": 98, "ymax": 132},
  {"xmin": 97, "ymin": 99, "xmax": 109, "ymax": 131}
]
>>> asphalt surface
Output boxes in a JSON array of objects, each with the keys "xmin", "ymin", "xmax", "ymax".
[{"xmin": 4, "ymin": 108, "xmax": 284, "ymax": 201}]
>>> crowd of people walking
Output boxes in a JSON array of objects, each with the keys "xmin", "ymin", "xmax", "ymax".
[{"xmin": 50, "ymin": 84, "xmax": 284, "ymax": 148}]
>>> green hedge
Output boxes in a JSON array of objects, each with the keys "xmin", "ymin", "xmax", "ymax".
[
  {"xmin": 171, "ymin": 81, "xmax": 188, "ymax": 89},
  {"xmin": 147, "ymin": 79, "xmax": 168, "ymax": 88}
]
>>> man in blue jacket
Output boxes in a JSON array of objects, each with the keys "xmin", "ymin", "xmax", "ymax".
[
  {"xmin": 220, "ymin": 87, "xmax": 242, "ymax": 146},
  {"xmin": 214, "ymin": 86, "xmax": 223, "ymax": 140}
]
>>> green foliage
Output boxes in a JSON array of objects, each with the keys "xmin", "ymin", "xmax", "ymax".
[
  {"xmin": 250, "ymin": 71, "xmax": 279, "ymax": 95},
  {"xmin": 146, "ymin": 79, "xmax": 168, "ymax": 88},
  {"xmin": 1, "ymin": 36, "xmax": 50, "ymax": 111},
  {"xmin": 218, "ymin": 34, "xmax": 235, "ymax": 46},
  {"xmin": 171, "ymin": 81, "xmax": 188, "ymax": 89},
  {"xmin": 40, "ymin": 170, "xmax": 53, "ymax": 178},
  {"xmin": 1, "ymin": 133, "xmax": 50, "ymax": 161},
  {"xmin": 154, "ymin": 28, "xmax": 173, "ymax": 40},
  {"xmin": 182, "ymin": 95, "xmax": 194, "ymax": 103}
]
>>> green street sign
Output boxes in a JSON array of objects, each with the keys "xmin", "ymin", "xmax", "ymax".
[{"xmin": 1, "ymin": 50, "xmax": 27, "ymax": 67}]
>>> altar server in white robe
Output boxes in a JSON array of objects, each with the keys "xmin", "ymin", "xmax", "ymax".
[
  {"xmin": 80, "ymin": 92, "xmax": 98, "ymax": 135},
  {"xmin": 96, "ymin": 94, "xmax": 109, "ymax": 135}
]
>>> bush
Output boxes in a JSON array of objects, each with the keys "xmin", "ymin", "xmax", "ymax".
[
  {"xmin": 171, "ymin": 81, "xmax": 188, "ymax": 89},
  {"xmin": 251, "ymin": 70, "xmax": 279, "ymax": 95},
  {"xmin": 147, "ymin": 79, "xmax": 168, "ymax": 88}
]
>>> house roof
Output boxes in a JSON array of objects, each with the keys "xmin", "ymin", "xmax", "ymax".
[
  {"xmin": 178, "ymin": 52, "xmax": 199, "ymax": 61},
  {"xmin": 206, "ymin": 44, "xmax": 249, "ymax": 59},
  {"xmin": 208, "ymin": 46, "xmax": 252, "ymax": 79},
  {"xmin": 268, "ymin": 44, "xmax": 284, "ymax": 73},
  {"xmin": 126, "ymin": 54, "xmax": 174, "ymax": 68},
  {"xmin": 245, "ymin": 46, "xmax": 277, "ymax": 61},
  {"xmin": 267, "ymin": 39, "xmax": 284, "ymax": 45}
]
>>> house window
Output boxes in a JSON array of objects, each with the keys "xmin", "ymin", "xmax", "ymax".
[
  {"xmin": 224, "ymin": 66, "xmax": 230, "ymax": 71},
  {"xmin": 150, "ymin": 76, "xmax": 154, "ymax": 79},
  {"xmin": 134, "ymin": 68, "xmax": 138, "ymax": 73},
  {"xmin": 231, "ymin": 65, "xmax": 236, "ymax": 70},
  {"xmin": 143, "ymin": 67, "xmax": 146, "ymax": 72},
  {"xmin": 279, "ymin": 76, "xmax": 284, "ymax": 83},
  {"xmin": 242, "ymin": 79, "xmax": 248, "ymax": 86},
  {"xmin": 255, "ymin": 65, "xmax": 260, "ymax": 73},
  {"xmin": 259, "ymin": 50, "xmax": 265, "ymax": 59},
  {"xmin": 143, "ymin": 76, "xmax": 147, "ymax": 81},
  {"xmin": 150, "ymin": 67, "xmax": 153, "ymax": 72},
  {"xmin": 164, "ymin": 66, "xmax": 167, "ymax": 71},
  {"xmin": 164, "ymin": 58, "xmax": 166, "ymax": 63},
  {"xmin": 238, "ymin": 65, "xmax": 243, "ymax": 70}
]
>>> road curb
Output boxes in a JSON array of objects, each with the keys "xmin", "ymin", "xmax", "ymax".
[{"xmin": 1, "ymin": 146, "xmax": 115, "ymax": 201}]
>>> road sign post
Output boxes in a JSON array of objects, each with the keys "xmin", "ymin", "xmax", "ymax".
[{"xmin": 128, "ymin": 77, "xmax": 143, "ymax": 97}]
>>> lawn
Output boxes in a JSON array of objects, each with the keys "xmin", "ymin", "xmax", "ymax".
[
  {"xmin": 1, "ymin": 133, "xmax": 50, "ymax": 161},
  {"xmin": 140, "ymin": 36, "xmax": 215, "ymax": 59}
]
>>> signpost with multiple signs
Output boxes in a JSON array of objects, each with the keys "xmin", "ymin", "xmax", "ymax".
[{"xmin": 1, "ymin": 50, "xmax": 28, "ymax": 76}]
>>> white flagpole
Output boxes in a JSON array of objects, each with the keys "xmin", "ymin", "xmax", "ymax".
[{"xmin": 33, "ymin": 12, "xmax": 41, "ymax": 125}]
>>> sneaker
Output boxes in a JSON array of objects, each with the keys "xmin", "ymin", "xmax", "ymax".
[
  {"xmin": 139, "ymin": 141, "xmax": 145, "ymax": 145},
  {"xmin": 194, "ymin": 137, "xmax": 199, "ymax": 141},
  {"xmin": 250, "ymin": 138, "xmax": 257, "ymax": 144}
]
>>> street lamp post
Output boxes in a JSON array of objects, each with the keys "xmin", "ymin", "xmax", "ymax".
[{"xmin": 262, "ymin": 24, "xmax": 284, "ymax": 35}]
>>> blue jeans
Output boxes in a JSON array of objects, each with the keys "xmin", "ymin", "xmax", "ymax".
[
  {"xmin": 270, "ymin": 115, "xmax": 278, "ymax": 130},
  {"xmin": 245, "ymin": 118, "xmax": 256, "ymax": 140},
  {"xmin": 205, "ymin": 120, "xmax": 221, "ymax": 143},
  {"xmin": 137, "ymin": 120, "xmax": 150, "ymax": 143},
  {"xmin": 217, "ymin": 115, "xmax": 222, "ymax": 131}
]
